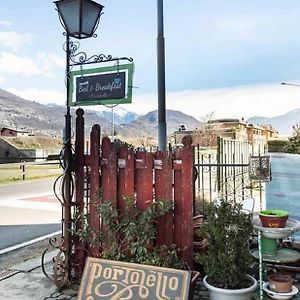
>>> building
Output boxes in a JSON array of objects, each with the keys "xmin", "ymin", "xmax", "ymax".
[
  {"xmin": 173, "ymin": 118, "xmax": 278, "ymax": 152},
  {"xmin": 0, "ymin": 127, "xmax": 30, "ymax": 137}
]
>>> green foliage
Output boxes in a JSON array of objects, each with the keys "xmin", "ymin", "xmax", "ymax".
[
  {"xmin": 284, "ymin": 136, "xmax": 300, "ymax": 154},
  {"xmin": 113, "ymin": 139, "xmax": 134, "ymax": 150},
  {"xmin": 268, "ymin": 140, "xmax": 287, "ymax": 153},
  {"xmin": 194, "ymin": 198, "xmax": 254, "ymax": 289},
  {"xmin": 283, "ymin": 124, "xmax": 300, "ymax": 154},
  {"xmin": 74, "ymin": 197, "xmax": 186, "ymax": 270}
]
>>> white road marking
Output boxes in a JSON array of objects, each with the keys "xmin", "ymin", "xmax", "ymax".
[
  {"xmin": 0, "ymin": 193, "xmax": 61, "ymax": 211},
  {"xmin": 0, "ymin": 230, "xmax": 62, "ymax": 255}
]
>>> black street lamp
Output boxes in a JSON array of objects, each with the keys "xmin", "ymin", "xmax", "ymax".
[
  {"xmin": 54, "ymin": 0, "xmax": 103, "ymax": 286},
  {"xmin": 54, "ymin": 0, "xmax": 103, "ymax": 39}
]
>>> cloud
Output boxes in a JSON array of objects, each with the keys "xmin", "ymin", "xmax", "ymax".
[
  {"xmin": 8, "ymin": 88, "xmax": 65, "ymax": 106},
  {"xmin": 0, "ymin": 75, "xmax": 5, "ymax": 84},
  {"xmin": 0, "ymin": 21, "xmax": 11, "ymax": 29},
  {"xmin": 0, "ymin": 51, "xmax": 64, "ymax": 77},
  {"xmin": 0, "ymin": 52, "xmax": 40, "ymax": 76},
  {"xmin": 36, "ymin": 52, "xmax": 65, "ymax": 77},
  {"xmin": 130, "ymin": 83, "xmax": 300, "ymax": 120},
  {"xmin": 7, "ymin": 84, "xmax": 300, "ymax": 124},
  {"xmin": 0, "ymin": 31, "xmax": 33, "ymax": 52}
]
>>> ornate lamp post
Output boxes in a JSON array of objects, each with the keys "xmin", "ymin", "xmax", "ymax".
[{"xmin": 53, "ymin": 0, "xmax": 103, "ymax": 286}]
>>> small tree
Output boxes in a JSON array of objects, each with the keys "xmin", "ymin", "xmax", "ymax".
[
  {"xmin": 195, "ymin": 198, "xmax": 254, "ymax": 289},
  {"xmin": 284, "ymin": 123, "xmax": 300, "ymax": 154},
  {"xmin": 193, "ymin": 112, "xmax": 219, "ymax": 147}
]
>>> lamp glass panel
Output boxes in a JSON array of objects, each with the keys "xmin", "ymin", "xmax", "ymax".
[
  {"xmin": 55, "ymin": 0, "xmax": 80, "ymax": 35},
  {"xmin": 81, "ymin": 0, "xmax": 103, "ymax": 36}
]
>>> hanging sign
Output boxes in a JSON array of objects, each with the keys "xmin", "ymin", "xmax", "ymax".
[
  {"xmin": 68, "ymin": 63, "xmax": 134, "ymax": 106},
  {"xmin": 77, "ymin": 257, "xmax": 192, "ymax": 300}
]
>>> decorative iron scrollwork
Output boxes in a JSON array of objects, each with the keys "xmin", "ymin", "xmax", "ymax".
[
  {"xmin": 64, "ymin": 40, "xmax": 133, "ymax": 67},
  {"xmin": 41, "ymin": 236, "xmax": 69, "ymax": 288}
]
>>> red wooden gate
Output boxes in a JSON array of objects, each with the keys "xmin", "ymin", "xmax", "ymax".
[{"xmin": 73, "ymin": 108, "xmax": 194, "ymax": 274}]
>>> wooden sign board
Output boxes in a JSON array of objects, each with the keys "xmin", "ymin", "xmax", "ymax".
[
  {"xmin": 76, "ymin": 71, "xmax": 126, "ymax": 102},
  {"xmin": 78, "ymin": 257, "xmax": 191, "ymax": 300},
  {"xmin": 68, "ymin": 63, "xmax": 134, "ymax": 106}
]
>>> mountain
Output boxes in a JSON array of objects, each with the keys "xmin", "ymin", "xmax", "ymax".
[
  {"xmin": 247, "ymin": 108, "xmax": 300, "ymax": 135},
  {"xmin": 0, "ymin": 88, "xmax": 112, "ymax": 137},
  {"xmin": 117, "ymin": 110, "xmax": 201, "ymax": 138},
  {"xmin": 0, "ymin": 88, "xmax": 200, "ymax": 139},
  {"xmin": 96, "ymin": 107, "xmax": 140, "ymax": 124}
]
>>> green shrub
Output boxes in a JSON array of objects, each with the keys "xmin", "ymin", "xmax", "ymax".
[
  {"xmin": 74, "ymin": 197, "xmax": 186, "ymax": 270},
  {"xmin": 195, "ymin": 198, "xmax": 254, "ymax": 289},
  {"xmin": 268, "ymin": 140, "xmax": 288, "ymax": 152}
]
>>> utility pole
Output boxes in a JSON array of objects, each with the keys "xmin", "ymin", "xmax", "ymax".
[{"xmin": 157, "ymin": 0, "xmax": 167, "ymax": 151}]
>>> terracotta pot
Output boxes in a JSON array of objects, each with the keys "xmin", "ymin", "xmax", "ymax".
[
  {"xmin": 259, "ymin": 210, "xmax": 288, "ymax": 228},
  {"xmin": 268, "ymin": 274, "xmax": 293, "ymax": 293},
  {"xmin": 193, "ymin": 215, "xmax": 203, "ymax": 229}
]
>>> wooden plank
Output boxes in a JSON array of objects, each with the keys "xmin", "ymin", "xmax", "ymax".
[
  {"xmin": 155, "ymin": 151, "xmax": 174, "ymax": 246},
  {"xmin": 117, "ymin": 147, "xmax": 134, "ymax": 213},
  {"xmin": 89, "ymin": 124, "xmax": 101, "ymax": 257},
  {"xmin": 136, "ymin": 151, "xmax": 153, "ymax": 211},
  {"xmin": 101, "ymin": 137, "xmax": 117, "ymax": 205},
  {"xmin": 181, "ymin": 136, "xmax": 194, "ymax": 267},
  {"xmin": 174, "ymin": 147, "xmax": 183, "ymax": 252}
]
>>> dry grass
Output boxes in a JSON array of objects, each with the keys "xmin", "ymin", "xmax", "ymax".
[
  {"xmin": 0, "ymin": 162, "xmax": 62, "ymax": 184},
  {"xmin": 2, "ymin": 136, "xmax": 61, "ymax": 150}
]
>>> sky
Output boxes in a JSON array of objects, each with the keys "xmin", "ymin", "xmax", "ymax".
[{"xmin": 2, "ymin": 1, "xmax": 300, "ymax": 121}]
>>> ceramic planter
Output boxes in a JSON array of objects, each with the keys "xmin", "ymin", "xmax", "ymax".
[
  {"xmin": 259, "ymin": 210, "xmax": 288, "ymax": 228},
  {"xmin": 203, "ymin": 275, "xmax": 258, "ymax": 300},
  {"xmin": 263, "ymin": 282, "xmax": 298, "ymax": 300},
  {"xmin": 268, "ymin": 274, "xmax": 293, "ymax": 293}
]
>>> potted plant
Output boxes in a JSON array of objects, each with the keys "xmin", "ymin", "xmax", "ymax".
[
  {"xmin": 195, "ymin": 198, "xmax": 258, "ymax": 300},
  {"xmin": 259, "ymin": 209, "xmax": 289, "ymax": 228}
]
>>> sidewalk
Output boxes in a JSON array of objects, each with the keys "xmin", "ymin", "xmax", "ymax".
[
  {"xmin": 1, "ymin": 241, "xmax": 299, "ymax": 300},
  {"xmin": 0, "ymin": 249, "xmax": 77, "ymax": 300},
  {"xmin": 0, "ymin": 235, "xmax": 212, "ymax": 300}
]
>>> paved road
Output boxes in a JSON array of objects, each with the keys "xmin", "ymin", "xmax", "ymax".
[
  {"xmin": 0, "ymin": 178, "xmax": 62, "ymax": 251},
  {"xmin": 0, "ymin": 224, "xmax": 61, "ymax": 250},
  {"xmin": 0, "ymin": 177, "xmax": 56, "ymax": 198}
]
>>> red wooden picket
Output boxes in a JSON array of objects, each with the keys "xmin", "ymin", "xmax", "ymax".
[
  {"xmin": 173, "ymin": 146, "xmax": 183, "ymax": 253},
  {"xmin": 135, "ymin": 151, "xmax": 153, "ymax": 211},
  {"xmin": 180, "ymin": 136, "xmax": 194, "ymax": 266},
  {"xmin": 117, "ymin": 147, "xmax": 134, "ymax": 212},
  {"xmin": 89, "ymin": 124, "xmax": 101, "ymax": 257},
  {"xmin": 101, "ymin": 137, "xmax": 117, "ymax": 205},
  {"xmin": 74, "ymin": 108, "xmax": 85, "ymax": 276},
  {"xmin": 155, "ymin": 151, "xmax": 174, "ymax": 246}
]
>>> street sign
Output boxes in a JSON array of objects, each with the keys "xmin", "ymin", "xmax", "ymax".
[
  {"xmin": 78, "ymin": 257, "xmax": 191, "ymax": 300},
  {"xmin": 68, "ymin": 63, "xmax": 134, "ymax": 106}
]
